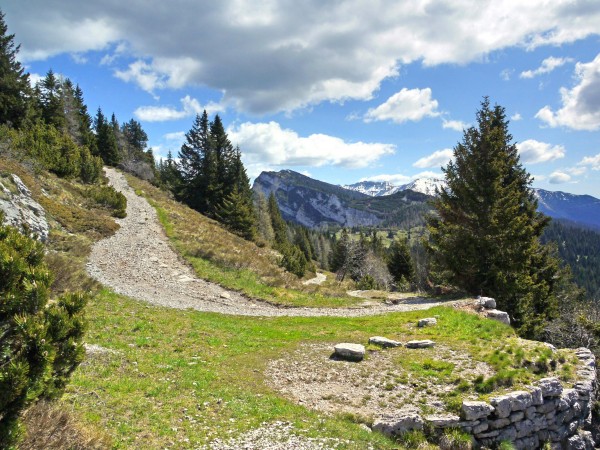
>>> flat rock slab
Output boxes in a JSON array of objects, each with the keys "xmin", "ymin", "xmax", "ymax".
[
  {"xmin": 372, "ymin": 412, "xmax": 424, "ymax": 437},
  {"xmin": 462, "ymin": 400, "xmax": 494, "ymax": 421},
  {"xmin": 406, "ymin": 340, "xmax": 435, "ymax": 349},
  {"xmin": 485, "ymin": 309, "xmax": 510, "ymax": 325},
  {"xmin": 333, "ymin": 343, "xmax": 365, "ymax": 361},
  {"xmin": 417, "ymin": 317, "xmax": 437, "ymax": 327},
  {"xmin": 369, "ymin": 336, "xmax": 402, "ymax": 348}
]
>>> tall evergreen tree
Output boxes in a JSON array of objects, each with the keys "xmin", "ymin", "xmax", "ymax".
[
  {"xmin": 254, "ymin": 192, "xmax": 275, "ymax": 243},
  {"xmin": 387, "ymin": 237, "xmax": 414, "ymax": 285},
  {"xmin": 427, "ymin": 98, "xmax": 559, "ymax": 337},
  {"xmin": 178, "ymin": 111, "xmax": 214, "ymax": 212},
  {"xmin": 94, "ymin": 108, "xmax": 120, "ymax": 166},
  {"xmin": 37, "ymin": 69, "xmax": 66, "ymax": 130},
  {"xmin": 210, "ymin": 114, "xmax": 235, "ymax": 201},
  {"xmin": 0, "ymin": 10, "xmax": 30, "ymax": 128},
  {"xmin": 73, "ymin": 84, "xmax": 97, "ymax": 153},
  {"xmin": 268, "ymin": 192, "xmax": 288, "ymax": 248}
]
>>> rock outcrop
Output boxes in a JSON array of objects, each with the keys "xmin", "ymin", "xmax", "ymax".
[{"xmin": 0, "ymin": 174, "xmax": 49, "ymax": 242}]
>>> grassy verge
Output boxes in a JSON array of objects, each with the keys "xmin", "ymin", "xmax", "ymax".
[
  {"xmin": 62, "ymin": 289, "xmax": 575, "ymax": 449},
  {"xmin": 126, "ymin": 175, "xmax": 361, "ymax": 308}
]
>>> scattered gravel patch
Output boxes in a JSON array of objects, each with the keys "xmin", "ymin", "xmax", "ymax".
[
  {"xmin": 87, "ymin": 168, "xmax": 458, "ymax": 317},
  {"xmin": 267, "ymin": 342, "xmax": 493, "ymax": 419},
  {"xmin": 202, "ymin": 421, "xmax": 364, "ymax": 450}
]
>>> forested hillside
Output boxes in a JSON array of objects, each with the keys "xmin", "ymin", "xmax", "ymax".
[{"xmin": 542, "ymin": 219, "xmax": 600, "ymax": 301}]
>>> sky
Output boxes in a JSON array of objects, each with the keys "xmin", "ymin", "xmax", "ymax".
[{"xmin": 4, "ymin": 1, "xmax": 600, "ymax": 196}]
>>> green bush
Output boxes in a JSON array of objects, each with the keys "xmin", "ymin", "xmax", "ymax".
[
  {"xmin": 0, "ymin": 214, "xmax": 87, "ymax": 446},
  {"xmin": 85, "ymin": 185, "xmax": 127, "ymax": 218}
]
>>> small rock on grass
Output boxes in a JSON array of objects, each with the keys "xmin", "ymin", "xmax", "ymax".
[
  {"xmin": 417, "ymin": 318, "xmax": 437, "ymax": 327},
  {"xmin": 333, "ymin": 343, "xmax": 365, "ymax": 361},
  {"xmin": 406, "ymin": 340, "xmax": 435, "ymax": 349},
  {"xmin": 369, "ymin": 336, "xmax": 401, "ymax": 348}
]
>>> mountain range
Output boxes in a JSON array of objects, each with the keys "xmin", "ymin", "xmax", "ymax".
[{"xmin": 253, "ymin": 170, "xmax": 600, "ymax": 230}]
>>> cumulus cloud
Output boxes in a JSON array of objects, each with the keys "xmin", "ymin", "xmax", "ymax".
[
  {"xmin": 511, "ymin": 112, "xmax": 522, "ymax": 121},
  {"xmin": 549, "ymin": 171, "xmax": 571, "ymax": 184},
  {"xmin": 228, "ymin": 121, "xmax": 395, "ymax": 169},
  {"xmin": 134, "ymin": 96, "xmax": 223, "ymax": 122},
  {"xmin": 535, "ymin": 53, "xmax": 600, "ymax": 130},
  {"xmin": 516, "ymin": 139, "xmax": 565, "ymax": 164},
  {"xmin": 520, "ymin": 56, "xmax": 573, "ymax": 79},
  {"xmin": 6, "ymin": 1, "xmax": 600, "ymax": 114},
  {"xmin": 413, "ymin": 148, "xmax": 453, "ymax": 168},
  {"xmin": 442, "ymin": 119, "xmax": 467, "ymax": 131},
  {"xmin": 365, "ymin": 88, "xmax": 440, "ymax": 124},
  {"xmin": 579, "ymin": 153, "xmax": 600, "ymax": 170}
]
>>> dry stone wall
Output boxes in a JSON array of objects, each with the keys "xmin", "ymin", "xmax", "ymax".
[{"xmin": 374, "ymin": 347, "xmax": 597, "ymax": 449}]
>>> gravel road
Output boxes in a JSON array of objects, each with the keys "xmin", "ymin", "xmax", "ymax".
[{"xmin": 87, "ymin": 168, "xmax": 451, "ymax": 317}]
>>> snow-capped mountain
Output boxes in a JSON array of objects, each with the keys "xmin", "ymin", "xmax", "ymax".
[
  {"xmin": 341, "ymin": 181, "xmax": 401, "ymax": 196},
  {"xmin": 343, "ymin": 178, "xmax": 446, "ymax": 197}
]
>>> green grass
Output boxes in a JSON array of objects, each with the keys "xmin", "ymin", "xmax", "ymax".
[{"xmin": 61, "ymin": 288, "xmax": 577, "ymax": 448}]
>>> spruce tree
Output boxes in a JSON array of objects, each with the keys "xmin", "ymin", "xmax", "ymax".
[
  {"xmin": 94, "ymin": 108, "xmax": 120, "ymax": 166},
  {"xmin": 0, "ymin": 10, "xmax": 30, "ymax": 128},
  {"xmin": 268, "ymin": 192, "xmax": 288, "ymax": 248},
  {"xmin": 427, "ymin": 98, "xmax": 558, "ymax": 336},
  {"xmin": 387, "ymin": 237, "xmax": 414, "ymax": 285},
  {"xmin": 215, "ymin": 186, "xmax": 256, "ymax": 240},
  {"xmin": 37, "ymin": 69, "xmax": 66, "ymax": 130}
]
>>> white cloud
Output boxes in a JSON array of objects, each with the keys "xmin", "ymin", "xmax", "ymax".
[
  {"xmin": 134, "ymin": 96, "xmax": 224, "ymax": 122},
  {"xmin": 8, "ymin": 1, "xmax": 600, "ymax": 114},
  {"xmin": 549, "ymin": 171, "xmax": 571, "ymax": 184},
  {"xmin": 516, "ymin": 139, "xmax": 565, "ymax": 164},
  {"xmin": 228, "ymin": 121, "xmax": 395, "ymax": 169},
  {"xmin": 413, "ymin": 148, "xmax": 453, "ymax": 168},
  {"xmin": 365, "ymin": 88, "xmax": 440, "ymax": 124},
  {"xmin": 535, "ymin": 53, "xmax": 600, "ymax": 130},
  {"xmin": 442, "ymin": 119, "xmax": 467, "ymax": 131},
  {"xmin": 28, "ymin": 72, "xmax": 43, "ymax": 87},
  {"xmin": 578, "ymin": 153, "xmax": 600, "ymax": 170},
  {"xmin": 500, "ymin": 69, "xmax": 514, "ymax": 81},
  {"xmin": 163, "ymin": 131, "xmax": 186, "ymax": 141},
  {"xmin": 511, "ymin": 112, "xmax": 522, "ymax": 121},
  {"xmin": 520, "ymin": 56, "xmax": 573, "ymax": 79}
]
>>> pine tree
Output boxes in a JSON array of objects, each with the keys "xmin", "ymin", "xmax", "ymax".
[
  {"xmin": 268, "ymin": 192, "xmax": 288, "ymax": 248},
  {"xmin": 37, "ymin": 69, "xmax": 66, "ymax": 130},
  {"xmin": 387, "ymin": 237, "xmax": 414, "ymax": 284},
  {"xmin": 254, "ymin": 192, "xmax": 275, "ymax": 243},
  {"xmin": 0, "ymin": 10, "xmax": 30, "ymax": 128},
  {"xmin": 73, "ymin": 84, "xmax": 97, "ymax": 154},
  {"xmin": 178, "ymin": 111, "xmax": 215, "ymax": 212},
  {"xmin": 210, "ymin": 114, "xmax": 235, "ymax": 201},
  {"xmin": 215, "ymin": 185, "xmax": 256, "ymax": 240},
  {"xmin": 94, "ymin": 108, "xmax": 120, "ymax": 166},
  {"xmin": 427, "ymin": 98, "xmax": 558, "ymax": 336},
  {"xmin": 0, "ymin": 215, "xmax": 87, "ymax": 445}
]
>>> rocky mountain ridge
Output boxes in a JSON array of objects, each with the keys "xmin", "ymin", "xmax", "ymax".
[{"xmin": 255, "ymin": 170, "xmax": 600, "ymax": 230}]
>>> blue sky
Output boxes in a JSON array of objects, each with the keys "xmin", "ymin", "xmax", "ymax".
[{"xmin": 4, "ymin": 1, "xmax": 600, "ymax": 196}]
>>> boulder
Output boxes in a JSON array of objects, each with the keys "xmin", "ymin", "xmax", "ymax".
[
  {"xmin": 406, "ymin": 340, "xmax": 435, "ymax": 349},
  {"xmin": 462, "ymin": 400, "xmax": 494, "ymax": 421},
  {"xmin": 417, "ymin": 318, "xmax": 437, "ymax": 327},
  {"xmin": 372, "ymin": 412, "xmax": 424, "ymax": 436},
  {"xmin": 0, "ymin": 174, "xmax": 49, "ymax": 242},
  {"xmin": 333, "ymin": 343, "xmax": 365, "ymax": 361},
  {"xmin": 535, "ymin": 377, "xmax": 563, "ymax": 397},
  {"xmin": 477, "ymin": 296, "xmax": 496, "ymax": 309},
  {"xmin": 369, "ymin": 336, "xmax": 401, "ymax": 348},
  {"xmin": 485, "ymin": 309, "xmax": 510, "ymax": 325}
]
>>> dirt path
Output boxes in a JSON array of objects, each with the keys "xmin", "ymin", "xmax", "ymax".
[
  {"xmin": 302, "ymin": 272, "xmax": 327, "ymax": 285},
  {"xmin": 87, "ymin": 168, "xmax": 454, "ymax": 317}
]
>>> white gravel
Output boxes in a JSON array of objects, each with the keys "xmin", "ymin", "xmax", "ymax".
[{"xmin": 87, "ymin": 168, "xmax": 454, "ymax": 317}]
